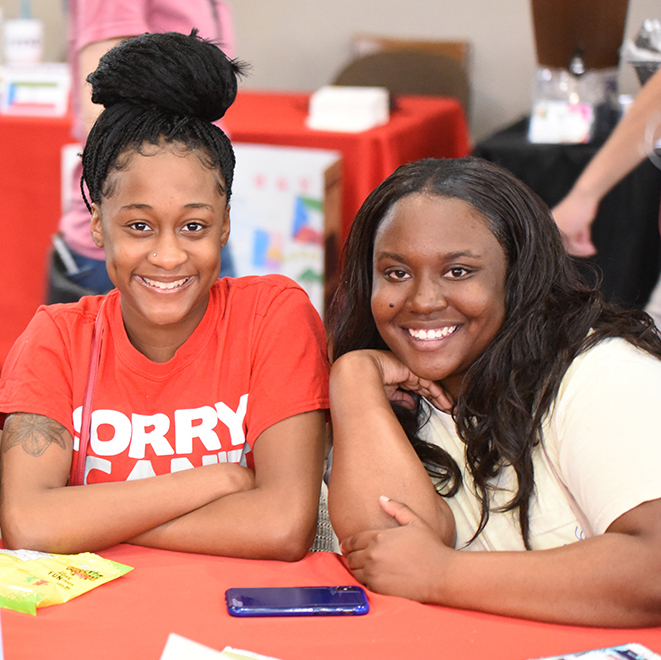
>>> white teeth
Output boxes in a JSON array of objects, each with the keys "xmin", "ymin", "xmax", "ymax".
[
  {"xmin": 408, "ymin": 326, "xmax": 457, "ymax": 340},
  {"xmin": 142, "ymin": 276, "xmax": 189, "ymax": 290}
]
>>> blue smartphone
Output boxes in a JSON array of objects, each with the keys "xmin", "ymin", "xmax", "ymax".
[{"xmin": 225, "ymin": 585, "xmax": 369, "ymax": 617}]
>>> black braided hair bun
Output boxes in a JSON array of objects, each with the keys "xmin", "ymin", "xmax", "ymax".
[{"xmin": 87, "ymin": 30, "xmax": 245, "ymax": 122}]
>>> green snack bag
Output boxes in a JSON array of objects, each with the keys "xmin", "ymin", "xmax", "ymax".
[{"xmin": 0, "ymin": 549, "xmax": 133, "ymax": 615}]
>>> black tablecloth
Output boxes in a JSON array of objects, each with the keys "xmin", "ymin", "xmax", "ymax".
[{"xmin": 473, "ymin": 117, "xmax": 661, "ymax": 308}]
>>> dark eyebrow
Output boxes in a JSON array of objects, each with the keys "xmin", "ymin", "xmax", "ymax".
[
  {"xmin": 374, "ymin": 249, "xmax": 484, "ymax": 261},
  {"xmin": 118, "ymin": 202, "xmax": 215, "ymax": 212},
  {"xmin": 184, "ymin": 203, "xmax": 215, "ymax": 210},
  {"xmin": 374, "ymin": 250, "xmax": 407, "ymax": 262},
  {"xmin": 119, "ymin": 203, "xmax": 152, "ymax": 211},
  {"xmin": 443, "ymin": 250, "xmax": 484, "ymax": 260}
]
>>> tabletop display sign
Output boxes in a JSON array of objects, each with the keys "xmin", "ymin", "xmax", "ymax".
[
  {"xmin": 0, "ymin": 62, "xmax": 71, "ymax": 116},
  {"xmin": 230, "ymin": 143, "xmax": 342, "ymax": 317},
  {"xmin": 531, "ymin": 643, "xmax": 661, "ymax": 660},
  {"xmin": 528, "ymin": 98, "xmax": 595, "ymax": 144}
]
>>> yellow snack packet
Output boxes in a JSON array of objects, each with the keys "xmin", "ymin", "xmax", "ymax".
[{"xmin": 0, "ymin": 548, "xmax": 133, "ymax": 615}]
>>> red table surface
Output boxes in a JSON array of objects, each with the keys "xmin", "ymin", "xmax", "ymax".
[
  {"xmin": 223, "ymin": 90, "xmax": 471, "ymax": 243},
  {"xmin": 3, "ymin": 544, "xmax": 660, "ymax": 660}
]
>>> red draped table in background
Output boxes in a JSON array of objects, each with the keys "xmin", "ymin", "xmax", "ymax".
[
  {"xmin": 3, "ymin": 544, "xmax": 661, "ymax": 659},
  {"xmin": 0, "ymin": 91, "xmax": 470, "ymax": 371},
  {"xmin": 0, "ymin": 113, "xmax": 75, "ymax": 373},
  {"xmin": 224, "ymin": 90, "xmax": 471, "ymax": 243}
]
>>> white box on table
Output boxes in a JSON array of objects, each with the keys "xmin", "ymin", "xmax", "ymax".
[{"xmin": 306, "ymin": 85, "xmax": 389, "ymax": 133}]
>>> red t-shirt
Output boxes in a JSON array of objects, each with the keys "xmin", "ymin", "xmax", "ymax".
[{"xmin": 0, "ymin": 275, "xmax": 329, "ymax": 484}]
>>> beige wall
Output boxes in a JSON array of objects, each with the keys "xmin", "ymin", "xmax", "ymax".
[
  {"xmin": 1, "ymin": 0, "xmax": 658, "ymax": 140},
  {"xmin": 0, "ymin": 0, "xmax": 66, "ymax": 62}
]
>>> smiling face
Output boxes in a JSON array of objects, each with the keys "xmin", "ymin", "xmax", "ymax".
[
  {"xmin": 90, "ymin": 143, "xmax": 230, "ymax": 360},
  {"xmin": 371, "ymin": 193, "xmax": 508, "ymax": 398}
]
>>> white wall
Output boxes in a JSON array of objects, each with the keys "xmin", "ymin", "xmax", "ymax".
[{"xmin": 1, "ymin": 0, "xmax": 658, "ymax": 140}]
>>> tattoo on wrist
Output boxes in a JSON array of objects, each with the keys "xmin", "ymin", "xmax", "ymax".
[{"xmin": 2, "ymin": 414, "xmax": 68, "ymax": 457}]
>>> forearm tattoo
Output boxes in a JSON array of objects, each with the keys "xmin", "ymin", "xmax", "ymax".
[{"xmin": 2, "ymin": 414, "xmax": 68, "ymax": 457}]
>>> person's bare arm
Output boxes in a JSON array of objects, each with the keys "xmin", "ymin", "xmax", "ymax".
[
  {"xmin": 0, "ymin": 413, "xmax": 254, "ymax": 553},
  {"xmin": 552, "ymin": 66, "xmax": 661, "ymax": 256},
  {"xmin": 128, "ymin": 410, "xmax": 327, "ymax": 561},
  {"xmin": 328, "ymin": 350, "xmax": 455, "ymax": 547},
  {"xmin": 330, "ymin": 349, "xmax": 661, "ymax": 626},
  {"xmin": 342, "ymin": 496, "xmax": 661, "ymax": 627}
]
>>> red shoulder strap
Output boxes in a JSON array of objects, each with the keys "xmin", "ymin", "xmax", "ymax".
[{"xmin": 71, "ymin": 301, "xmax": 105, "ymax": 487}]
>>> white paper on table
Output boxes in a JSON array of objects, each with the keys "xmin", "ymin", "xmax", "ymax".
[{"xmin": 159, "ymin": 633, "xmax": 282, "ymax": 660}]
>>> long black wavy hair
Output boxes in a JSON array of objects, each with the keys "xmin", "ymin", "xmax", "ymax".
[
  {"xmin": 81, "ymin": 30, "xmax": 247, "ymax": 211},
  {"xmin": 329, "ymin": 157, "xmax": 661, "ymax": 548}
]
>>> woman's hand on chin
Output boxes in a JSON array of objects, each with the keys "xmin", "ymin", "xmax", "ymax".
[
  {"xmin": 361, "ymin": 349, "xmax": 454, "ymax": 413},
  {"xmin": 340, "ymin": 495, "xmax": 454, "ymax": 603}
]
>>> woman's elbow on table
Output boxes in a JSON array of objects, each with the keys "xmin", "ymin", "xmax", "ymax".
[
  {"xmin": 1, "ymin": 502, "xmax": 64, "ymax": 553},
  {"xmin": 620, "ymin": 551, "xmax": 661, "ymax": 620},
  {"xmin": 260, "ymin": 510, "xmax": 318, "ymax": 562},
  {"xmin": 633, "ymin": 588, "xmax": 661, "ymax": 628},
  {"xmin": 603, "ymin": 499, "xmax": 661, "ymax": 626},
  {"xmin": 239, "ymin": 484, "xmax": 321, "ymax": 561}
]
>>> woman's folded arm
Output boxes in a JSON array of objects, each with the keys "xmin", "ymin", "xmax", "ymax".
[{"xmin": 0, "ymin": 412, "xmax": 255, "ymax": 554}]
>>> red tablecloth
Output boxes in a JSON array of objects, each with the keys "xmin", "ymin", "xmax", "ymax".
[
  {"xmin": 224, "ymin": 90, "xmax": 471, "ymax": 243},
  {"xmin": 3, "ymin": 544, "xmax": 660, "ymax": 660}
]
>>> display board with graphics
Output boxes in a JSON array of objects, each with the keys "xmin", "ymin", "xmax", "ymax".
[{"xmin": 230, "ymin": 143, "xmax": 342, "ymax": 316}]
